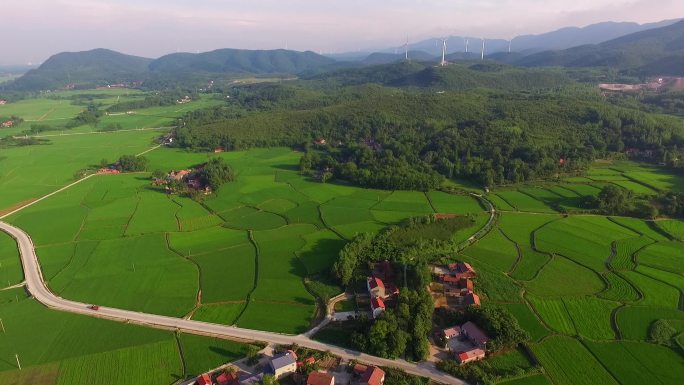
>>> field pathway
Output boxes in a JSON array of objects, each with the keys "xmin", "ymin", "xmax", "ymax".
[
  {"xmin": 0, "ymin": 222, "xmax": 467, "ymax": 384},
  {"xmin": 13, "ymin": 126, "xmax": 173, "ymax": 139}
]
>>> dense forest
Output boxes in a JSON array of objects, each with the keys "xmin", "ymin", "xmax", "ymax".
[{"xmin": 172, "ymin": 64, "xmax": 684, "ymax": 189}]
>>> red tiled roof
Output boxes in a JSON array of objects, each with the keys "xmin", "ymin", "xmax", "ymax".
[
  {"xmin": 371, "ymin": 297, "xmax": 385, "ymax": 310},
  {"xmin": 456, "ymin": 348, "xmax": 485, "ymax": 363},
  {"xmin": 443, "ymin": 274, "xmax": 462, "ymax": 283},
  {"xmin": 459, "ymin": 278, "xmax": 473, "ymax": 290},
  {"xmin": 307, "ymin": 371, "xmax": 334, "ymax": 385},
  {"xmin": 443, "ymin": 326, "xmax": 461, "ymax": 338},
  {"xmin": 456, "ymin": 262, "xmax": 475, "ymax": 274},
  {"xmin": 354, "ymin": 364, "xmax": 368, "ymax": 374},
  {"xmin": 369, "ymin": 277, "xmax": 385, "ymax": 289},
  {"xmin": 197, "ymin": 373, "xmax": 212, "ymax": 385},
  {"xmin": 361, "ymin": 366, "xmax": 385, "ymax": 385}
]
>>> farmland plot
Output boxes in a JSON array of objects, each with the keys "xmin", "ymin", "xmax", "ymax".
[
  {"xmin": 535, "ymin": 216, "xmax": 637, "ymax": 272},
  {"xmin": 586, "ymin": 340, "xmax": 684, "ymax": 385},
  {"xmin": 0, "ymin": 232, "xmax": 22, "ymax": 288},
  {"xmin": 498, "ymin": 213, "xmax": 557, "ymax": 280},
  {"xmin": 616, "ymin": 306, "xmax": 684, "ymax": 340},
  {"xmin": 655, "ymin": 219, "xmax": 684, "ymax": 240},
  {"xmin": 622, "ymin": 271, "xmax": 680, "ymax": 308},
  {"xmin": 463, "ymin": 229, "xmax": 518, "ymax": 273},
  {"xmin": 611, "ymin": 236, "xmax": 653, "ymax": 270},
  {"xmin": 525, "ymin": 256, "xmax": 605, "ymax": 297},
  {"xmin": 637, "ymin": 241, "xmax": 684, "ymax": 273},
  {"xmin": 532, "ymin": 336, "xmax": 618, "ymax": 385}
]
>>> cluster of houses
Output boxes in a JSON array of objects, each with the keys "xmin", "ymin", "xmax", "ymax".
[
  {"xmin": 153, "ymin": 168, "xmax": 212, "ymax": 195},
  {"xmin": 196, "ymin": 350, "xmax": 386, "ymax": 385},
  {"xmin": 366, "ymin": 261, "xmax": 400, "ymax": 319},
  {"xmin": 441, "ymin": 321, "xmax": 491, "ymax": 365},
  {"xmin": 434, "ymin": 262, "xmax": 480, "ymax": 308}
]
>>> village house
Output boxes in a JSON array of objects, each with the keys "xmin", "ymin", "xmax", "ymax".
[
  {"xmin": 354, "ymin": 365, "xmax": 386, "ymax": 385},
  {"xmin": 196, "ymin": 373, "xmax": 212, "ymax": 385},
  {"xmin": 313, "ymin": 138, "xmax": 327, "ymax": 146},
  {"xmin": 367, "ymin": 277, "xmax": 386, "ymax": 299},
  {"xmin": 455, "ymin": 348, "xmax": 486, "ymax": 365},
  {"xmin": 443, "ymin": 326, "xmax": 461, "ymax": 340},
  {"xmin": 463, "ymin": 292, "xmax": 481, "ymax": 307},
  {"xmin": 268, "ymin": 351, "xmax": 298, "ymax": 378},
  {"xmin": 214, "ymin": 146, "xmax": 225, "ymax": 153},
  {"xmin": 177, "ymin": 95, "xmax": 192, "ymax": 104},
  {"xmin": 370, "ymin": 297, "xmax": 386, "ymax": 319},
  {"xmin": 306, "ymin": 371, "xmax": 335, "ymax": 385},
  {"xmin": 461, "ymin": 321, "xmax": 490, "ymax": 348},
  {"xmin": 0, "ymin": 99, "xmax": 7, "ymax": 105},
  {"xmin": 1, "ymin": 120, "xmax": 14, "ymax": 128}
]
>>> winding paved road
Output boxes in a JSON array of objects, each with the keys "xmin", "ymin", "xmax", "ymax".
[{"xmin": 0, "ymin": 220, "xmax": 466, "ymax": 385}]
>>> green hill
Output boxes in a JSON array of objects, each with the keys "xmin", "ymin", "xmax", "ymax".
[
  {"xmin": 149, "ymin": 49, "xmax": 335, "ymax": 76},
  {"xmin": 514, "ymin": 20, "xmax": 684, "ymax": 75},
  {"xmin": 10, "ymin": 49, "xmax": 152, "ymax": 90},
  {"xmin": 310, "ymin": 61, "xmax": 572, "ymax": 91}
]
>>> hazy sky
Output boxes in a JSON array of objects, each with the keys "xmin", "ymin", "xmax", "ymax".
[{"xmin": 2, "ymin": 0, "xmax": 682, "ymax": 65}]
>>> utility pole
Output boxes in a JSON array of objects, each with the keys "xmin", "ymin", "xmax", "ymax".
[
  {"xmin": 132, "ymin": 263, "xmax": 135, "ymax": 272},
  {"xmin": 15, "ymin": 354, "xmax": 21, "ymax": 370}
]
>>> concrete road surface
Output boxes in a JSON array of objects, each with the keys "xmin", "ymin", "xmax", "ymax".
[{"xmin": 0, "ymin": 221, "xmax": 466, "ymax": 385}]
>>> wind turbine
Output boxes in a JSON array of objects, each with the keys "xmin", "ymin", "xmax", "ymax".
[
  {"xmin": 440, "ymin": 39, "xmax": 448, "ymax": 66},
  {"xmin": 465, "ymin": 38, "xmax": 469, "ymax": 54},
  {"xmin": 508, "ymin": 39, "xmax": 512, "ymax": 53},
  {"xmin": 481, "ymin": 38, "xmax": 486, "ymax": 61},
  {"xmin": 405, "ymin": 36, "xmax": 409, "ymax": 61}
]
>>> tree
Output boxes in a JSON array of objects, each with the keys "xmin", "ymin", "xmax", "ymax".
[
  {"xmin": 117, "ymin": 155, "xmax": 148, "ymax": 172},
  {"xmin": 198, "ymin": 157, "xmax": 236, "ymax": 189},
  {"xmin": 246, "ymin": 344, "xmax": 261, "ymax": 365},
  {"xmin": 262, "ymin": 374, "xmax": 279, "ymax": 385},
  {"xmin": 151, "ymin": 169, "xmax": 166, "ymax": 179},
  {"xmin": 597, "ymin": 185, "xmax": 632, "ymax": 214}
]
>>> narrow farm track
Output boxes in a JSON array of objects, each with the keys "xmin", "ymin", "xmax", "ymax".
[{"xmin": 0, "ymin": 220, "xmax": 467, "ymax": 385}]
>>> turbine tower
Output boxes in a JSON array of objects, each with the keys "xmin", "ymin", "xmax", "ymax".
[
  {"xmin": 440, "ymin": 39, "xmax": 448, "ymax": 66},
  {"xmin": 481, "ymin": 38, "xmax": 486, "ymax": 61},
  {"xmin": 465, "ymin": 38, "xmax": 469, "ymax": 53},
  {"xmin": 508, "ymin": 39, "xmax": 512, "ymax": 53},
  {"xmin": 405, "ymin": 36, "xmax": 409, "ymax": 61}
]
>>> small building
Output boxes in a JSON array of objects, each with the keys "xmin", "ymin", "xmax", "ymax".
[
  {"xmin": 458, "ymin": 278, "xmax": 473, "ymax": 291},
  {"xmin": 359, "ymin": 366, "xmax": 385, "ymax": 385},
  {"xmin": 214, "ymin": 147, "xmax": 225, "ymax": 153},
  {"xmin": 455, "ymin": 348, "xmax": 486, "ymax": 365},
  {"xmin": 196, "ymin": 373, "xmax": 212, "ymax": 385},
  {"xmin": 0, "ymin": 99, "xmax": 7, "ymax": 105},
  {"xmin": 268, "ymin": 352, "xmax": 297, "ymax": 378},
  {"xmin": 463, "ymin": 292, "xmax": 481, "ymax": 307},
  {"xmin": 169, "ymin": 169, "xmax": 190, "ymax": 181},
  {"xmin": 1, "ymin": 120, "xmax": 14, "ymax": 128},
  {"xmin": 367, "ymin": 277, "xmax": 386, "ymax": 299},
  {"xmin": 461, "ymin": 321, "xmax": 490, "ymax": 348},
  {"xmin": 443, "ymin": 326, "xmax": 461, "ymax": 340},
  {"xmin": 307, "ymin": 371, "xmax": 334, "ymax": 385},
  {"xmin": 370, "ymin": 297, "xmax": 385, "ymax": 319},
  {"xmin": 314, "ymin": 138, "xmax": 327, "ymax": 146}
]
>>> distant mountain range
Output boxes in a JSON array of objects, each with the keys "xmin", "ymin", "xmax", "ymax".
[
  {"xmin": 359, "ymin": 18, "xmax": 682, "ymax": 58},
  {"xmin": 507, "ymin": 20, "xmax": 684, "ymax": 75},
  {"xmin": 8, "ymin": 48, "xmax": 338, "ymax": 91},
  {"xmin": 5, "ymin": 18, "xmax": 684, "ymax": 91}
]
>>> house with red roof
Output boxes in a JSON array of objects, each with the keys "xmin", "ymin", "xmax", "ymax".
[
  {"xmin": 367, "ymin": 276, "xmax": 386, "ymax": 299},
  {"xmin": 456, "ymin": 348, "xmax": 486, "ymax": 365},
  {"xmin": 196, "ymin": 373, "xmax": 212, "ymax": 385},
  {"xmin": 458, "ymin": 278, "xmax": 473, "ymax": 291},
  {"xmin": 307, "ymin": 371, "xmax": 334, "ymax": 385},
  {"xmin": 443, "ymin": 326, "xmax": 461, "ymax": 340},
  {"xmin": 1, "ymin": 120, "xmax": 13, "ymax": 128},
  {"xmin": 360, "ymin": 366, "xmax": 385, "ymax": 385},
  {"xmin": 461, "ymin": 321, "xmax": 490, "ymax": 348},
  {"xmin": 463, "ymin": 292, "xmax": 481, "ymax": 307},
  {"xmin": 370, "ymin": 297, "xmax": 386, "ymax": 319},
  {"xmin": 0, "ymin": 99, "xmax": 7, "ymax": 105}
]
